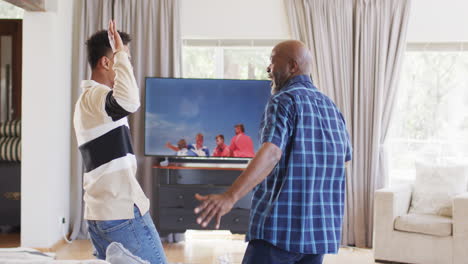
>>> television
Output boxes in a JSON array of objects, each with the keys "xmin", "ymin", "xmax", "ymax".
[{"xmin": 145, "ymin": 78, "xmax": 271, "ymax": 160}]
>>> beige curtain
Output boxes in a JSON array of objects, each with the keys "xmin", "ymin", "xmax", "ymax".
[
  {"xmin": 70, "ymin": 0, "xmax": 181, "ymax": 239},
  {"xmin": 285, "ymin": 0, "xmax": 411, "ymax": 247}
]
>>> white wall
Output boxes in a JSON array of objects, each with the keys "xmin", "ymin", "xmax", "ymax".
[
  {"xmin": 181, "ymin": 0, "xmax": 290, "ymax": 39},
  {"xmin": 181, "ymin": 0, "xmax": 468, "ymax": 42},
  {"xmin": 407, "ymin": 0, "xmax": 468, "ymax": 42},
  {"xmin": 21, "ymin": 0, "xmax": 73, "ymax": 248}
]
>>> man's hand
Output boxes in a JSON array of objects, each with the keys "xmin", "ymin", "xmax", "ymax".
[
  {"xmin": 107, "ymin": 20, "xmax": 125, "ymax": 54},
  {"xmin": 194, "ymin": 193, "xmax": 235, "ymax": 229}
]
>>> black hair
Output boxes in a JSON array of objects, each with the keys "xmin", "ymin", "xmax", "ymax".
[
  {"xmin": 86, "ymin": 30, "xmax": 131, "ymax": 69},
  {"xmin": 235, "ymin": 124, "xmax": 245, "ymax": 133}
]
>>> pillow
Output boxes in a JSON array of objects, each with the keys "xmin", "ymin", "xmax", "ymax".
[
  {"xmin": 409, "ymin": 162, "xmax": 468, "ymax": 217},
  {"xmin": 105, "ymin": 242, "xmax": 150, "ymax": 264},
  {"xmin": 0, "ymin": 260, "xmax": 109, "ymax": 264}
]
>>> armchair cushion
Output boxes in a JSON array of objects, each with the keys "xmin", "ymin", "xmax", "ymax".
[
  {"xmin": 394, "ymin": 213, "xmax": 452, "ymax": 237},
  {"xmin": 409, "ymin": 162, "xmax": 468, "ymax": 217}
]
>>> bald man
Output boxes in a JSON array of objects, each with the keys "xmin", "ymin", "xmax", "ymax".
[{"xmin": 193, "ymin": 40, "xmax": 352, "ymax": 264}]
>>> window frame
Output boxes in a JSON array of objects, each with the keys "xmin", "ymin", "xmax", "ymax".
[{"xmin": 182, "ymin": 39, "xmax": 285, "ymax": 79}]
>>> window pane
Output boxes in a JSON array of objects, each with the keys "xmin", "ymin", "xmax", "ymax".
[
  {"xmin": 0, "ymin": 36, "xmax": 13, "ymax": 122},
  {"xmin": 223, "ymin": 48, "xmax": 270, "ymax": 80},
  {"xmin": 388, "ymin": 49, "xmax": 468, "ymax": 185},
  {"xmin": 182, "ymin": 47, "xmax": 216, "ymax": 78}
]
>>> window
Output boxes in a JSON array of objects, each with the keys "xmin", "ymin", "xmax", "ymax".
[
  {"xmin": 1, "ymin": 2, "xmax": 23, "ymax": 121},
  {"xmin": 182, "ymin": 39, "xmax": 281, "ymax": 80},
  {"xmin": 388, "ymin": 43, "xmax": 468, "ymax": 185},
  {"xmin": 0, "ymin": 2, "xmax": 23, "ymax": 121}
]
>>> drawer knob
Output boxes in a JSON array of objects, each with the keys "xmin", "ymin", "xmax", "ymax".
[
  {"xmin": 234, "ymin": 217, "xmax": 240, "ymax": 223},
  {"xmin": 177, "ymin": 217, "xmax": 184, "ymax": 222},
  {"xmin": 178, "ymin": 195, "xmax": 184, "ymax": 199},
  {"xmin": 4, "ymin": 192, "xmax": 20, "ymax": 200}
]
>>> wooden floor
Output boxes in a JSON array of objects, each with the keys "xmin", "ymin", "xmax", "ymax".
[
  {"xmin": 0, "ymin": 231, "xmax": 377, "ymax": 264},
  {"xmin": 0, "ymin": 233, "xmax": 20, "ymax": 248}
]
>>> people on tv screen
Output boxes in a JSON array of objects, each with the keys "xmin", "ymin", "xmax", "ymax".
[
  {"xmin": 166, "ymin": 133, "xmax": 209, "ymax": 157},
  {"xmin": 212, "ymin": 134, "xmax": 231, "ymax": 157},
  {"xmin": 164, "ymin": 124, "xmax": 256, "ymax": 158},
  {"xmin": 229, "ymin": 124, "xmax": 255, "ymax": 158}
]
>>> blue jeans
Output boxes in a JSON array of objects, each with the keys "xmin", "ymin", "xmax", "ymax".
[
  {"xmin": 87, "ymin": 206, "xmax": 167, "ymax": 264},
  {"xmin": 242, "ymin": 239, "xmax": 324, "ymax": 264}
]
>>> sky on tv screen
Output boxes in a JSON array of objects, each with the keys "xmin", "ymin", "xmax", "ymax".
[{"xmin": 145, "ymin": 78, "xmax": 271, "ymax": 157}]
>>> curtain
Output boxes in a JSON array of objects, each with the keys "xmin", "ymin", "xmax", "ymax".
[
  {"xmin": 285, "ymin": 0, "xmax": 411, "ymax": 247},
  {"xmin": 70, "ymin": 0, "xmax": 181, "ymax": 239}
]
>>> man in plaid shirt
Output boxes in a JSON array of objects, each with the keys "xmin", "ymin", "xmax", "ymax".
[{"xmin": 194, "ymin": 40, "xmax": 352, "ymax": 264}]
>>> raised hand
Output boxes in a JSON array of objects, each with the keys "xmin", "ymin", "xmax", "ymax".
[{"xmin": 107, "ymin": 20, "xmax": 124, "ymax": 53}]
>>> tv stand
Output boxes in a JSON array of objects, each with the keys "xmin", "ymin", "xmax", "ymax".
[
  {"xmin": 157, "ymin": 163, "xmax": 248, "ymax": 170},
  {"xmin": 152, "ymin": 163, "xmax": 252, "ymax": 236}
]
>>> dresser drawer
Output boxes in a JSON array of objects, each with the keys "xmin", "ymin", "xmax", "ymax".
[
  {"xmin": 0, "ymin": 162, "xmax": 20, "ymax": 226},
  {"xmin": 158, "ymin": 208, "xmax": 250, "ymax": 233},
  {"xmin": 159, "ymin": 185, "xmax": 252, "ymax": 209},
  {"xmin": 157, "ymin": 168, "xmax": 242, "ymax": 185}
]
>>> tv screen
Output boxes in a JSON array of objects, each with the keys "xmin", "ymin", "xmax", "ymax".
[{"xmin": 145, "ymin": 78, "xmax": 271, "ymax": 159}]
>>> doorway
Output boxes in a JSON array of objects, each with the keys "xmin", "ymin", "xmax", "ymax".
[{"xmin": 0, "ymin": 14, "xmax": 22, "ymax": 245}]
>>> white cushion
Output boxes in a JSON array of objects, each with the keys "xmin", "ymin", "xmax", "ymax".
[
  {"xmin": 409, "ymin": 162, "xmax": 468, "ymax": 217},
  {"xmin": 0, "ymin": 261, "xmax": 108, "ymax": 264},
  {"xmin": 106, "ymin": 242, "xmax": 150, "ymax": 264},
  {"xmin": 394, "ymin": 213, "xmax": 452, "ymax": 237}
]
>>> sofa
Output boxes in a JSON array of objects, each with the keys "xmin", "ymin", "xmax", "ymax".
[{"xmin": 373, "ymin": 163, "xmax": 468, "ymax": 264}]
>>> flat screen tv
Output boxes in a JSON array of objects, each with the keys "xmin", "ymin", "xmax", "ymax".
[{"xmin": 145, "ymin": 78, "xmax": 271, "ymax": 160}]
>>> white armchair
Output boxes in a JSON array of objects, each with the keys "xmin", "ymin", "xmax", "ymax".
[{"xmin": 373, "ymin": 185, "xmax": 468, "ymax": 264}]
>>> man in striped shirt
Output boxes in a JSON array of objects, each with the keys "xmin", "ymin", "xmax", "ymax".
[
  {"xmin": 73, "ymin": 21, "xmax": 167, "ymax": 263},
  {"xmin": 194, "ymin": 40, "xmax": 352, "ymax": 264}
]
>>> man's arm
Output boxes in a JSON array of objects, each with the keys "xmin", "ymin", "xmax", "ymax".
[
  {"xmin": 109, "ymin": 52, "xmax": 140, "ymax": 114},
  {"xmin": 194, "ymin": 142, "xmax": 282, "ymax": 229},
  {"xmin": 222, "ymin": 147, "xmax": 231, "ymax": 157},
  {"xmin": 105, "ymin": 20, "xmax": 140, "ymax": 121},
  {"xmin": 165, "ymin": 142, "xmax": 179, "ymax": 152},
  {"xmin": 229, "ymin": 137, "xmax": 236, "ymax": 151}
]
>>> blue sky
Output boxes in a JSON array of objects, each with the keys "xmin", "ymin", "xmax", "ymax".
[{"xmin": 145, "ymin": 78, "xmax": 271, "ymax": 156}]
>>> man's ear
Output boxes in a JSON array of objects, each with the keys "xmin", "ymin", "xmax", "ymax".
[
  {"xmin": 99, "ymin": 56, "xmax": 111, "ymax": 71},
  {"xmin": 288, "ymin": 59, "xmax": 299, "ymax": 74}
]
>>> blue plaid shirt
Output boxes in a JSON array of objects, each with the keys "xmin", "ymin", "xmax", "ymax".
[{"xmin": 246, "ymin": 75, "xmax": 352, "ymax": 254}]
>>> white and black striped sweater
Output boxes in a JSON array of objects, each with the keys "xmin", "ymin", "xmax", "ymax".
[{"xmin": 73, "ymin": 51, "xmax": 149, "ymax": 220}]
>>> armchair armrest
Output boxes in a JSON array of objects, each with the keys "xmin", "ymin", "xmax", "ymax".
[
  {"xmin": 453, "ymin": 192, "xmax": 468, "ymax": 264},
  {"xmin": 373, "ymin": 184, "xmax": 412, "ymax": 249},
  {"xmin": 453, "ymin": 192, "xmax": 468, "ymax": 229},
  {"xmin": 374, "ymin": 184, "xmax": 412, "ymax": 221},
  {"xmin": 453, "ymin": 192, "xmax": 468, "ymax": 234}
]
